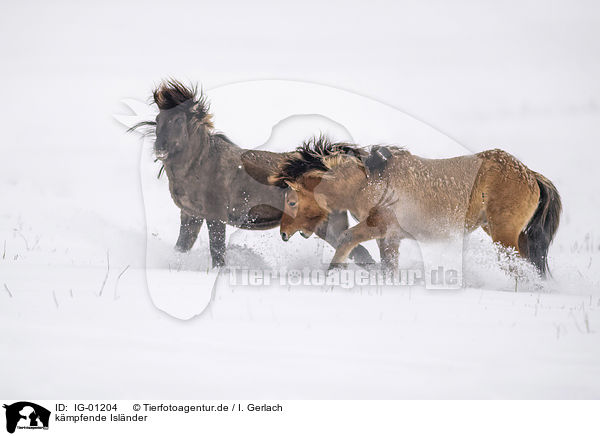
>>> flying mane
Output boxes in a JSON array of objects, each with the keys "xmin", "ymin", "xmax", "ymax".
[
  {"xmin": 153, "ymin": 79, "xmax": 213, "ymax": 127},
  {"xmin": 128, "ymin": 79, "xmax": 214, "ymax": 135},
  {"xmin": 269, "ymin": 135, "xmax": 366, "ymax": 188}
]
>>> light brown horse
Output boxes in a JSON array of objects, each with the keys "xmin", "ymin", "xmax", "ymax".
[{"xmin": 267, "ymin": 136, "xmax": 561, "ymax": 276}]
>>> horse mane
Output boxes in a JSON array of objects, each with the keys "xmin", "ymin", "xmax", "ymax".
[
  {"xmin": 128, "ymin": 79, "xmax": 214, "ymax": 136},
  {"xmin": 213, "ymin": 132, "xmax": 235, "ymax": 144},
  {"xmin": 153, "ymin": 79, "xmax": 213, "ymax": 128},
  {"xmin": 153, "ymin": 79, "xmax": 198, "ymax": 110},
  {"xmin": 269, "ymin": 135, "xmax": 366, "ymax": 188},
  {"xmin": 127, "ymin": 120, "xmax": 157, "ymax": 136}
]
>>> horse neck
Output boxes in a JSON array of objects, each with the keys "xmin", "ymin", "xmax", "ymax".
[
  {"xmin": 165, "ymin": 125, "xmax": 212, "ymax": 178},
  {"xmin": 318, "ymin": 163, "xmax": 367, "ymax": 213}
]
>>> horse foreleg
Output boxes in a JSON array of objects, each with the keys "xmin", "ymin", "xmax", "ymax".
[
  {"xmin": 317, "ymin": 212, "xmax": 375, "ymax": 266},
  {"xmin": 329, "ymin": 220, "xmax": 389, "ymax": 270},
  {"xmin": 207, "ymin": 220, "xmax": 226, "ymax": 268},
  {"xmin": 175, "ymin": 211, "xmax": 204, "ymax": 252},
  {"xmin": 377, "ymin": 237, "xmax": 401, "ymax": 272}
]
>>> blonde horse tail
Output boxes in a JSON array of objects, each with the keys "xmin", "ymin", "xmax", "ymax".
[{"xmin": 521, "ymin": 173, "xmax": 562, "ymax": 277}]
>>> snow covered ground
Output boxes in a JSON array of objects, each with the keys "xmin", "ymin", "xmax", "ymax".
[{"xmin": 1, "ymin": 0, "xmax": 600, "ymax": 399}]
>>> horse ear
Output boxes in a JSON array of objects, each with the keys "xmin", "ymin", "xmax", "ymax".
[
  {"xmin": 191, "ymin": 102, "xmax": 204, "ymax": 114},
  {"xmin": 241, "ymin": 150, "xmax": 285, "ymax": 186}
]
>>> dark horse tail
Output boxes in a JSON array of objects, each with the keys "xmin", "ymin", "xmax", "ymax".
[{"xmin": 520, "ymin": 173, "xmax": 562, "ymax": 277}]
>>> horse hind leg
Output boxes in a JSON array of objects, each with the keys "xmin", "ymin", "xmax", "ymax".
[
  {"xmin": 484, "ymin": 174, "xmax": 538, "ymax": 259},
  {"xmin": 518, "ymin": 231, "xmax": 529, "ymax": 259},
  {"xmin": 490, "ymin": 226, "xmax": 522, "ymax": 254},
  {"xmin": 487, "ymin": 207, "xmax": 537, "ymax": 280}
]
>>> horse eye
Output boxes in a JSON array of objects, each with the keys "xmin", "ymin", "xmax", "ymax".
[{"xmin": 288, "ymin": 201, "xmax": 297, "ymax": 207}]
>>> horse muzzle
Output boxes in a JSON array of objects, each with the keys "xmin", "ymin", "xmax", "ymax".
[{"xmin": 155, "ymin": 150, "xmax": 169, "ymax": 160}]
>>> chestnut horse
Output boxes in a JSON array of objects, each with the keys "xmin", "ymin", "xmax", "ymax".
[{"xmin": 267, "ymin": 136, "xmax": 561, "ymax": 277}]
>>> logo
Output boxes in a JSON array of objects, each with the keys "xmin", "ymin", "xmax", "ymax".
[{"xmin": 3, "ymin": 402, "xmax": 50, "ymax": 433}]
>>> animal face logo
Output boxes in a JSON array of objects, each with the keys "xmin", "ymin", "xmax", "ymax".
[{"xmin": 3, "ymin": 402, "xmax": 50, "ymax": 434}]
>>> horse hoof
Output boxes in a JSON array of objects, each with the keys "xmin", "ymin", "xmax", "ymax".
[
  {"xmin": 212, "ymin": 258, "xmax": 225, "ymax": 268},
  {"xmin": 174, "ymin": 244, "xmax": 192, "ymax": 253},
  {"xmin": 355, "ymin": 261, "xmax": 377, "ymax": 270},
  {"xmin": 328, "ymin": 262, "xmax": 347, "ymax": 271}
]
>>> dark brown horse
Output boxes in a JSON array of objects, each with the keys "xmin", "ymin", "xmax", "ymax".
[
  {"xmin": 130, "ymin": 81, "xmax": 374, "ymax": 267},
  {"xmin": 268, "ymin": 136, "xmax": 561, "ymax": 276}
]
